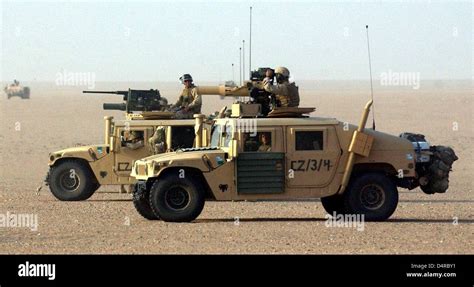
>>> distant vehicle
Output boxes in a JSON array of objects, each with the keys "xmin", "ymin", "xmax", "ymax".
[{"xmin": 4, "ymin": 80, "xmax": 30, "ymax": 99}]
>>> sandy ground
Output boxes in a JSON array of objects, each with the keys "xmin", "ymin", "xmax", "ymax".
[{"xmin": 0, "ymin": 80, "xmax": 472, "ymax": 254}]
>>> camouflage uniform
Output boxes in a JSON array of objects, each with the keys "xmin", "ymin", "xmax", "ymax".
[
  {"xmin": 148, "ymin": 126, "xmax": 166, "ymax": 154},
  {"xmin": 257, "ymin": 144, "xmax": 272, "ymax": 152},
  {"xmin": 172, "ymin": 85, "xmax": 202, "ymax": 119},
  {"xmin": 263, "ymin": 79, "xmax": 300, "ymax": 107}
]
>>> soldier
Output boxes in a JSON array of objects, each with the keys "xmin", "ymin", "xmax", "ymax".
[
  {"xmin": 171, "ymin": 74, "xmax": 202, "ymax": 119},
  {"xmin": 263, "ymin": 67, "xmax": 300, "ymax": 108},
  {"xmin": 148, "ymin": 126, "xmax": 166, "ymax": 154},
  {"xmin": 125, "ymin": 131, "xmax": 144, "ymax": 150},
  {"xmin": 257, "ymin": 132, "xmax": 272, "ymax": 152}
]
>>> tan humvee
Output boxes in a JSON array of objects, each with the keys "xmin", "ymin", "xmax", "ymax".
[
  {"xmin": 4, "ymin": 81, "xmax": 30, "ymax": 99},
  {"xmin": 46, "ymin": 115, "xmax": 210, "ymax": 201},
  {"xmin": 131, "ymin": 101, "xmax": 457, "ymax": 222},
  {"xmin": 44, "ymin": 84, "xmax": 252, "ymax": 202}
]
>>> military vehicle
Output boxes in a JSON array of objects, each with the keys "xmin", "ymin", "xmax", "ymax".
[
  {"xmin": 45, "ymin": 86, "xmax": 249, "ymax": 202},
  {"xmin": 45, "ymin": 88, "xmax": 211, "ymax": 201},
  {"xmin": 4, "ymin": 80, "xmax": 30, "ymax": 99},
  {"xmin": 130, "ymin": 98, "xmax": 457, "ymax": 222}
]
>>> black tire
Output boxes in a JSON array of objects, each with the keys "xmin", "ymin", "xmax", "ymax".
[
  {"xmin": 343, "ymin": 173, "xmax": 398, "ymax": 221},
  {"xmin": 321, "ymin": 194, "xmax": 347, "ymax": 215},
  {"xmin": 149, "ymin": 174, "xmax": 204, "ymax": 222},
  {"xmin": 132, "ymin": 184, "xmax": 159, "ymax": 220},
  {"xmin": 420, "ymin": 146, "xmax": 458, "ymax": 194},
  {"xmin": 48, "ymin": 160, "xmax": 98, "ymax": 201}
]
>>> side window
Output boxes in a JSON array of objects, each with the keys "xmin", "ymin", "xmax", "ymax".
[
  {"xmin": 243, "ymin": 132, "xmax": 272, "ymax": 152},
  {"xmin": 171, "ymin": 126, "xmax": 195, "ymax": 149},
  {"xmin": 121, "ymin": 130, "xmax": 145, "ymax": 150},
  {"xmin": 295, "ymin": 131, "xmax": 323, "ymax": 151}
]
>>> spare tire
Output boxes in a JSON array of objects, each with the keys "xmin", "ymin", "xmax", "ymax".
[{"xmin": 420, "ymin": 146, "xmax": 458, "ymax": 194}]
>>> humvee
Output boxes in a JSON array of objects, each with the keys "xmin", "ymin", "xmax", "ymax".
[
  {"xmin": 131, "ymin": 101, "xmax": 457, "ymax": 222},
  {"xmin": 46, "ymin": 115, "xmax": 209, "ymax": 201},
  {"xmin": 4, "ymin": 80, "xmax": 30, "ymax": 99},
  {"xmin": 44, "ymin": 86, "xmax": 245, "ymax": 202}
]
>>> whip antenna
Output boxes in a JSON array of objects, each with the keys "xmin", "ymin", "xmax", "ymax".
[
  {"xmin": 249, "ymin": 6, "xmax": 252, "ymax": 79},
  {"xmin": 366, "ymin": 25, "xmax": 376, "ymax": 130}
]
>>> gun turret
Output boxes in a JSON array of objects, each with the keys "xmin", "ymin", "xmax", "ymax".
[{"xmin": 83, "ymin": 89, "xmax": 163, "ymax": 113}]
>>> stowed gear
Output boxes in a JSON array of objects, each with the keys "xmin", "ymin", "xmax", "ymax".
[{"xmin": 420, "ymin": 145, "xmax": 458, "ymax": 194}]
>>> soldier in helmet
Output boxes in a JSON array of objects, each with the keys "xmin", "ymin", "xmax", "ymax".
[
  {"xmin": 171, "ymin": 74, "xmax": 202, "ymax": 119},
  {"xmin": 124, "ymin": 131, "xmax": 144, "ymax": 150},
  {"xmin": 263, "ymin": 67, "xmax": 300, "ymax": 108}
]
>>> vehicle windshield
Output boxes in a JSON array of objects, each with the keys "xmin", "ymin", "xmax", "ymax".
[
  {"xmin": 210, "ymin": 122, "xmax": 232, "ymax": 148},
  {"xmin": 210, "ymin": 124, "xmax": 222, "ymax": 147}
]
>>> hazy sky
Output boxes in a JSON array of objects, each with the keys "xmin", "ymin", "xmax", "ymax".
[{"xmin": 1, "ymin": 0, "xmax": 472, "ymax": 82}]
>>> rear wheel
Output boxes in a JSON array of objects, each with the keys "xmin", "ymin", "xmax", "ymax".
[
  {"xmin": 149, "ymin": 174, "xmax": 204, "ymax": 222},
  {"xmin": 343, "ymin": 173, "xmax": 398, "ymax": 221},
  {"xmin": 48, "ymin": 160, "xmax": 98, "ymax": 201},
  {"xmin": 132, "ymin": 184, "xmax": 159, "ymax": 220}
]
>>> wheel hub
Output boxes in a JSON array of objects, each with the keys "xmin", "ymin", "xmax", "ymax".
[
  {"xmin": 360, "ymin": 184, "xmax": 385, "ymax": 210},
  {"xmin": 59, "ymin": 171, "xmax": 80, "ymax": 192},
  {"xmin": 165, "ymin": 186, "xmax": 190, "ymax": 210}
]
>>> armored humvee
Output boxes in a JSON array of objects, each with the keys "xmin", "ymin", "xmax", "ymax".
[
  {"xmin": 131, "ymin": 101, "xmax": 457, "ymax": 222},
  {"xmin": 46, "ymin": 115, "xmax": 210, "ymax": 201},
  {"xmin": 45, "ymin": 86, "xmax": 248, "ymax": 201}
]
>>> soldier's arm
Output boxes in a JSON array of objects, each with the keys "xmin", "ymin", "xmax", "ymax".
[{"xmin": 263, "ymin": 81, "xmax": 286, "ymax": 95}]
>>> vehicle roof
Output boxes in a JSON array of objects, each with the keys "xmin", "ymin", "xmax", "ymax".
[
  {"xmin": 216, "ymin": 117, "xmax": 340, "ymax": 126},
  {"xmin": 114, "ymin": 119, "xmax": 196, "ymax": 126}
]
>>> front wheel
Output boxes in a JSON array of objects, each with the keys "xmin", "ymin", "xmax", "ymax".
[
  {"xmin": 48, "ymin": 160, "xmax": 99, "ymax": 201},
  {"xmin": 149, "ymin": 175, "xmax": 204, "ymax": 222},
  {"xmin": 343, "ymin": 173, "xmax": 398, "ymax": 221},
  {"xmin": 132, "ymin": 184, "xmax": 159, "ymax": 220}
]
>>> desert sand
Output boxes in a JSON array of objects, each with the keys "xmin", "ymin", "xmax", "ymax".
[{"xmin": 0, "ymin": 80, "xmax": 472, "ymax": 254}]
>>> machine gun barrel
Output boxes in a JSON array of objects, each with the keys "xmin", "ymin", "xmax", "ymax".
[{"xmin": 103, "ymin": 103, "xmax": 127, "ymax": 111}]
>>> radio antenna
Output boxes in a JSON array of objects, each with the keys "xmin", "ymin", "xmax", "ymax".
[
  {"xmin": 242, "ymin": 40, "xmax": 246, "ymax": 101},
  {"xmin": 239, "ymin": 47, "xmax": 242, "ymax": 85},
  {"xmin": 249, "ymin": 6, "xmax": 252, "ymax": 79},
  {"xmin": 366, "ymin": 25, "xmax": 376, "ymax": 130}
]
